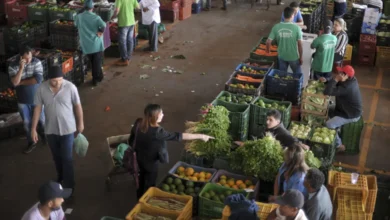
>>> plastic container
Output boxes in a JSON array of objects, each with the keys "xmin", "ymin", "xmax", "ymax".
[
  {"xmin": 340, "ymin": 116, "xmax": 364, "ymax": 154},
  {"xmin": 333, "ymin": 172, "xmax": 369, "ymax": 203},
  {"xmin": 94, "ymin": 4, "xmax": 114, "ymax": 22},
  {"xmin": 179, "ymin": 5, "xmax": 191, "ymax": 20},
  {"xmin": 211, "ymin": 98, "xmax": 250, "ymax": 141},
  {"xmin": 191, "ymin": 2, "xmax": 201, "ymax": 14},
  {"xmin": 160, "ymin": 0, "xmax": 180, "ymax": 10},
  {"xmin": 138, "ymin": 187, "xmax": 193, "ymax": 219},
  {"xmin": 343, "ymin": 44, "xmax": 353, "ymax": 61},
  {"xmin": 5, "ymin": 0, "xmax": 33, "ymax": 20},
  {"xmin": 265, "ymin": 69, "xmax": 303, "ymax": 105},
  {"xmin": 336, "ymin": 187, "xmax": 367, "ymax": 217},
  {"xmin": 61, "ymin": 55, "xmax": 74, "ymax": 74},
  {"xmin": 365, "ymin": 175, "xmax": 377, "ymax": 213},
  {"xmin": 198, "ymin": 183, "xmax": 250, "ymax": 218},
  {"xmin": 222, "ymin": 202, "xmax": 279, "ymax": 220},
  {"xmin": 240, "ymin": 59, "xmax": 274, "ymax": 74},
  {"xmin": 160, "ymin": 8, "xmax": 179, "ymax": 23},
  {"xmin": 300, "ymin": 113, "xmax": 327, "ymax": 126},
  {"xmin": 49, "ymin": 6, "xmax": 78, "ymax": 21},
  {"xmin": 49, "ymin": 19, "xmax": 78, "ymax": 35},
  {"xmin": 168, "ymin": 161, "xmax": 217, "ymax": 183},
  {"xmin": 28, "ymin": 3, "xmax": 51, "ymax": 22},
  {"xmin": 180, "ymin": 149, "xmax": 213, "ymax": 168},
  {"xmin": 225, "ymin": 78, "xmax": 261, "ymax": 96},
  {"xmin": 308, "ymin": 126, "xmax": 337, "ymax": 162},
  {"xmin": 250, "ymin": 96, "xmax": 292, "ymax": 129},
  {"xmin": 359, "ymin": 34, "xmax": 377, "ymax": 54},
  {"xmin": 210, "ymin": 170, "xmax": 259, "ymax": 199},
  {"xmin": 125, "ymin": 203, "xmax": 180, "ymax": 220},
  {"xmin": 234, "ymin": 64, "xmax": 269, "ymax": 79}
]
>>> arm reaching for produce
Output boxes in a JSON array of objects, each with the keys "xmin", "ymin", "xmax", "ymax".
[{"xmin": 182, "ymin": 133, "xmax": 214, "ymax": 142}]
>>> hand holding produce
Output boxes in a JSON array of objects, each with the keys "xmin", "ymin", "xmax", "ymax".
[
  {"xmin": 311, "ymin": 127, "xmax": 336, "ymax": 144},
  {"xmin": 218, "ymin": 92, "xmax": 253, "ymax": 104},
  {"xmin": 289, "ymin": 122, "xmax": 311, "ymax": 140}
]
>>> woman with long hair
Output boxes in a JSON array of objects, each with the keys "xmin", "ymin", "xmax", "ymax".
[
  {"xmin": 333, "ymin": 18, "xmax": 349, "ymax": 67},
  {"xmin": 129, "ymin": 104, "xmax": 214, "ymax": 198},
  {"xmin": 270, "ymin": 143, "xmax": 309, "ymax": 201}
]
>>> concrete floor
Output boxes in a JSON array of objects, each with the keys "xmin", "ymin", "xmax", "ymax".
[{"xmin": 0, "ymin": 2, "xmax": 389, "ymax": 219}]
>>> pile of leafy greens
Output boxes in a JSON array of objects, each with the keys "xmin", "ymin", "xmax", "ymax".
[
  {"xmin": 185, "ymin": 104, "xmax": 231, "ymax": 159},
  {"xmin": 304, "ymin": 81, "xmax": 327, "ymax": 112},
  {"xmin": 230, "ymin": 133, "xmax": 283, "ymax": 181},
  {"xmin": 305, "ymin": 150, "xmax": 322, "ymax": 168}
]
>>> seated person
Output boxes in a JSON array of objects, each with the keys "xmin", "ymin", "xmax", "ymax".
[
  {"xmin": 303, "ymin": 168, "xmax": 333, "ymax": 220},
  {"xmin": 270, "ymin": 143, "xmax": 309, "ymax": 202},
  {"xmin": 324, "ymin": 65, "xmax": 362, "ymax": 152},
  {"xmin": 267, "ymin": 189, "xmax": 308, "ymax": 220}
]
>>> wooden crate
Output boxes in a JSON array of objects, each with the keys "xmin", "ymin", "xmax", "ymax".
[{"xmin": 301, "ymin": 91, "xmax": 330, "ymax": 117}]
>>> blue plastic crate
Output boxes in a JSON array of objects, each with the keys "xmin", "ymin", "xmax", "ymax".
[
  {"xmin": 265, "ymin": 69, "xmax": 303, "ymax": 105},
  {"xmin": 192, "ymin": 2, "xmax": 201, "ymax": 14},
  {"xmin": 235, "ymin": 63, "xmax": 271, "ymax": 79}
]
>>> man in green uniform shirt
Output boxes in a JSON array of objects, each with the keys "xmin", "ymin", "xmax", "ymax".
[
  {"xmin": 75, "ymin": 0, "xmax": 106, "ymax": 86},
  {"xmin": 112, "ymin": 0, "xmax": 140, "ymax": 66},
  {"xmin": 311, "ymin": 20, "xmax": 337, "ymax": 82},
  {"xmin": 267, "ymin": 7, "xmax": 303, "ymax": 74}
]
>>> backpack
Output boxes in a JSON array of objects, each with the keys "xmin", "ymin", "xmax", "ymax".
[{"xmin": 122, "ymin": 122, "xmax": 140, "ymax": 188}]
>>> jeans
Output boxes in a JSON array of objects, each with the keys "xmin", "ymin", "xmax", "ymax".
[
  {"xmin": 47, "ymin": 134, "xmax": 75, "ymax": 188},
  {"xmin": 18, "ymin": 103, "xmax": 45, "ymax": 145},
  {"xmin": 278, "ymin": 57, "xmax": 302, "ymax": 73},
  {"xmin": 326, "ymin": 116, "xmax": 361, "ymax": 147},
  {"xmin": 148, "ymin": 22, "xmax": 158, "ymax": 52},
  {"xmin": 118, "ymin": 25, "xmax": 135, "ymax": 61},
  {"xmin": 87, "ymin": 51, "xmax": 103, "ymax": 83}
]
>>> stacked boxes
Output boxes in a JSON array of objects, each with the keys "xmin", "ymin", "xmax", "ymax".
[
  {"xmin": 160, "ymin": 0, "xmax": 180, "ymax": 23},
  {"xmin": 358, "ymin": 34, "xmax": 376, "ymax": 66}
]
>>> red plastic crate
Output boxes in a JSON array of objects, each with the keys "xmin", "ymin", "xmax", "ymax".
[
  {"xmin": 179, "ymin": 5, "xmax": 191, "ymax": 20},
  {"xmin": 160, "ymin": 0, "xmax": 180, "ymax": 10},
  {"xmin": 181, "ymin": 0, "xmax": 192, "ymax": 7},
  {"xmin": 5, "ymin": 1, "xmax": 33, "ymax": 20},
  {"xmin": 160, "ymin": 8, "xmax": 179, "ymax": 23},
  {"xmin": 357, "ymin": 52, "xmax": 375, "ymax": 66},
  {"xmin": 359, "ymin": 34, "xmax": 377, "ymax": 53},
  {"xmin": 62, "ymin": 56, "xmax": 73, "ymax": 74}
]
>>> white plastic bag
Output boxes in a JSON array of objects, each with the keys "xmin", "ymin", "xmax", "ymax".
[{"xmin": 74, "ymin": 133, "xmax": 89, "ymax": 157}]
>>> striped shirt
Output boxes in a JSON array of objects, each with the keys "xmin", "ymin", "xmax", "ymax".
[{"xmin": 334, "ymin": 31, "xmax": 348, "ymax": 57}]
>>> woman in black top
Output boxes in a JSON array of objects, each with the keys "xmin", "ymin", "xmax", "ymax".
[
  {"xmin": 333, "ymin": 18, "xmax": 349, "ymax": 66},
  {"xmin": 129, "ymin": 104, "xmax": 214, "ymax": 198}
]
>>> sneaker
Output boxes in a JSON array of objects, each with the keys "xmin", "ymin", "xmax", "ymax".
[
  {"xmin": 115, "ymin": 59, "xmax": 129, "ymax": 66},
  {"xmin": 24, "ymin": 143, "xmax": 37, "ymax": 154}
]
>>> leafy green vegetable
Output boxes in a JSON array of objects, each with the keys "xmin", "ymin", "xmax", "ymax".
[
  {"xmin": 230, "ymin": 133, "xmax": 284, "ymax": 181},
  {"xmin": 310, "ymin": 127, "xmax": 336, "ymax": 144},
  {"xmin": 305, "ymin": 150, "xmax": 321, "ymax": 168},
  {"xmin": 185, "ymin": 105, "xmax": 231, "ymax": 159},
  {"xmin": 289, "ymin": 122, "xmax": 312, "ymax": 140}
]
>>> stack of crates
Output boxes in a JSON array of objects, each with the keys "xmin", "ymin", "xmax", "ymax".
[
  {"xmin": 5, "ymin": 0, "xmax": 34, "ymax": 26},
  {"xmin": 357, "ymin": 34, "xmax": 377, "ymax": 66},
  {"xmin": 160, "ymin": 0, "xmax": 180, "ymax": 23},
  {"xmin": 179, "ymin": 0, "xmax": 192, "ymax": 20},
  {"xmin": 49, "ymin": 19, "xmax": 79, "ymax": 50}
]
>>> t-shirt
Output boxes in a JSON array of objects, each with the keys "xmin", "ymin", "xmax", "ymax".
[
  {"xmin": 75, "ymin": 11, "xmax": 106, "ymax": 54},
  {"xmin": 311, "ymin": 33, "xmax": 337, "ymax": 72},
  {"xmin": 276, "ymin": 208, "xmax": 308, "ymax": 220},
  {"xmin": 115, "ymin": 0, "xmax": 139, "ymax": 27},
  {"xmin": 281, "ymin": 10, "xmax": 303, "ymax": 23},
  {"xmin": 21, "ymin": 202, "xmax": 65, "ymax": 220},
  {"xmin": 268, "ymin": 22, "xmax": 303, "ymax": 61}
]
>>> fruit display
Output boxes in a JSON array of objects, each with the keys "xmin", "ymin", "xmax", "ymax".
[
  {"xmin": 289, "ymin": 122, "xmax": 312, "ymax": 140},
  {"xmin": 273, "ymin": 74, "xmax": 294, "ymax": 80},
  {"xmin": 256, "ymin": 43, "xmax": 277, "ymax": 51},
  {"xmin": 9, "ymin": 22, "xmax": 42, "ymax": 34},
  {"xmin": 228, "ymin": 83, "xmax": 256, "ymax": 90},
  {"xmin": 215, "ymin": 175, "xmax": 256, "ymax": 190},
  {"xmin": 160, "ymin": 176, "xmax": 202, "ymax": 196},
  {"xmin": 146, "ymin": 197, "xmax": 186, "ymax": 211},
  {"xmin": 173, "ymin": 166, "xmax": 213, "ymax": 182},
  {"xmin": 253, "ymin": 49, "xmax": 277, "ymax": 56},
  {"xmin": 133, "ymin": 213, "xmax": 174, "ymax": 220},
  {"xmin": 218, "ymin": 92, "xmax": 253, "ymax": 104},
  {"xmin": 255, "ymin": 99, "xmax": 287, "ymax": 111},
  {"xmin": 50, "ymin": 5, "xmax": 76, "ymax": 13},
  {"xmin": 30, "ymin": 3, "xmax": 52, "ymax": 9},
  {"xmin": 310, "ymin": 127, "xmax": 336, "ymax": 144},
  {"xmin": 237, "ymin": 66, "xmax": 267, "ymax": 75},
  {"xmin": 243, "ymin": 62, "xmax": 271, "ymax": 69},
  {"xmin": 54, "ymin": 20, "xmax": 74, "ymax": 26},
  {"xmin": 201, "ymin": 188, "xmax": 240, "ymax": 204},
  {"xmin": 235, "ymin": 74, "xmax": 262, "ymax": 83},
  {"xmin": 0, "ymin": 89, "xmax": 16, "ymax": 98}
]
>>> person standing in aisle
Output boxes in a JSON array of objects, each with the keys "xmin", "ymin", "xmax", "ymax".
[
  {"xmin": 111, "ymin": 0, "xmax": 140, "ymax": 66},
  {"xmin": 31, "ymin": 66, "xmax": 84, "ymax": 193},
  {"xmin": 332, "ymin": 0, "xmax": 347, "ymax": 21},
  {"xmin": 8, "ymin": 46, "xmax": 46, "ymax": 154},
  {"xmin": 324, "ymin": 65, "xmax": 362, "ymax": 152},
  {"xmin": 140, "ymin": 0, "xmax": 160, "ymax": 52},
  {"xmin": 267, "ymin": 7, "xmax": 303, "ymax": 74},
  {"xmin": 75, "ymin": 0, "xmax": 106, "ymax": 87},
  {"xmin": 333, "ymin": 18, "xmax": 349, "ymax": 68},
  {"xmin": 311, "ymin": 20, "xmax": 337, "ymax": 82}
]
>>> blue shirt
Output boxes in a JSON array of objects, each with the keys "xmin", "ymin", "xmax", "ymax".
[
  {"xmin": 281, "ymin": 10, "xmax": 303, "ymax": 23},
  {"xmin": 278, "ymin": 163, "xmax": 307, "ymax": 195},
  {"xmin": 8, "ymin": 57, "xmax": 43, "ymax": 104},
  {"xmin": 75, "ymin": 11, "xmax": 106, "ymax": 54}
]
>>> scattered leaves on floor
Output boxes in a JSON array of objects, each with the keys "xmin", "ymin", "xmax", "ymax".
[
  {"xmin": 201, "ymin": 72, "xmax": 206, "ymax": 75},
  {"xmin": 139, "ymin": 74, "xmax": 149, "ymax": 79},
  {"xmin": 170, "ymin": 54, "xmax": 186, "ymax": 59}
]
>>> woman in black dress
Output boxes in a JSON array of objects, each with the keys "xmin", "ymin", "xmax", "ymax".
[{"xmin": 129, "ymin": 104, "xmax": 214, "ymax": 198}]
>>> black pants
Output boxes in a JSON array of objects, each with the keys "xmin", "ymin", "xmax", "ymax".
[
  {"xmin": 87, "ymin": 51, "xmax": 103, "ymax": 83},
  {"xmin": 136, "ymin": 162, "xmax": 158, "ymax": 199},
  {"xmin": 148, "ymin": 22, "xmax": 158, "ymax": 52}
]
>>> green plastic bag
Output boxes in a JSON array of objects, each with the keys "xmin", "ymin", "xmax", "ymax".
[{"xmin": 74, "ymin": 133, "xmax": 89, "ymax": 157}]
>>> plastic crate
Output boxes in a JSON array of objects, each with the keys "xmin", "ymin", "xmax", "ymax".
[
  {"xmin": 210, "ymin": 170, "xmax": 259, "ymax": 199},
  {"xmin": 179, "ymin": 5, "xmax": 191, "ymax": 20},
  {"xmin": 28, "ymin": 3, "xmax": 51, "ymax": 22},
  {"xmin": 359, "ymin": 34, "xmax": 376, "ymax": 53},
  {"xmin": 168, "ymin": 161, "xmax": 217, "ymax": 183},
  {"xmin": 49, "ymin": 19, "xmax": 78, "ymax": 35},
  {"xmin": 301, "ymin": 112, "xmax": 327, "ymax": 126},
  {"xmin": 234, "ymin": 63, "xmax": 269, "ymax": 79},
  {"xmin": 191, "ymin": 2, "xmax": 201, "ymax": 14},
  {"xmin": 301, "ymin": 90, "xmax": 330, "ymax": 117},
  {"xmin": 211, "ymin": 98, "xmax": 250, "ymax": 141},
  {"xmin": 50, "ymin": 35, "xmax": 80, "ymax": 50},
  {"xmin": 198, "ymin": 183, "xmax": 250, "ymax": 218},
  {"xmin": 0, "ymin": 87, "xmax": 18, "ymax": 113},
  {"xmin": 343, "ymin": 44, "xmax": 353, "ymax": 61},
  {"xmin": 5, "ymin": 0, "xmax": 33, "ymax": 20},
  {"xmin": 49, "ymin": 6, "xmax": 78, "ymax": 21},
  {"xmin": 376, "ymin": 36, "xmax": 390, "ymax": 47},
  {"xmin": 265, "ymin": 69, "xmax": 303, "ymax": 105},
  {"xmin": 241, "ymin": 59, "xmax": 274, "ymax": 72},
  {"xmin": 34, "ymin": 48, "xmax": 61, "ymax": 69},
  {"xmin": 365, "ymin": 175, "xmax": 377, "ymax": 213},
  {"xmin": 356, "ymin": 52, "xmax": 375, "ymax": 66},
  {"xmin": 125, "ymin": 203, "xmax": 180, "ymax": 220},
  {"xmin": 250, "ymin": 96, "xmax": 292, "ymax": 129},
  {"xmin": 225, "ymin": 78, "xmax": 261, "ymax": 96},
  {"xmin": 138, "ymin": 187, "xmax": 193, "ymax": 219},
  {"xmin": 94, "ymin": 5, "xmax": 114, "ymax": 22},
  {"xmin": 61, "ymin": 55, "xmax": 73, "ymax": 74},
  {"xmin": 288, "ymin": 121, "xmax": 313, "ymax": 143},
  {"xmin": 158, "ymin": 174, "xmax": 206, "ymax": 216},
  {"xmin": 180, "ymin": 149, "xmax": 213, "ymax": 168},
  {"xmin": 336, "ymin": 187, "xmax": 367, "ymax": 218},
  {"xmin": 375, "ymin": 46, "xmax": 390, "ymax": 68},
  {"xmin": 340, "ymin": 116, "xmax": 364, "ymax": 154},
  {"xmin": 160, "ymin": 8, "xmax": 179, "ymax": 23},
  {"xmin": 333, "ymin": 172, "xmax": 369, "ymax": 204},
  {"xmin": 160, "ymin": 0, "xmax": 180, "ymax": 10},
  {"xmin": 221, "ymin": 202, "xmax": 278, "ymax": 220},
  {"xmin": 308, "ymin": 127, "xmax": 336, "ymax": 161}
]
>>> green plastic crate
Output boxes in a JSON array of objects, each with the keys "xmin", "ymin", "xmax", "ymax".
[
  {"xmin": 198, "ymin": 183, "xmax": 249, "ymax": 218},
  {"xmin": 308, "ymin": 126, "xmax": 337, "ymax": 162},
  {"xmin": 28, "ymin": 4, "xmax": 51, "ymax": 22},
  {"xmin": 211, "ymin": 97, "xmax": 250, "ymax": 141},
  {"xmin": 341, "ymin": 116, "xmax": 364, "ymax": 154},
  {"xmin": 288, "ymin": 121, "xmax": 314, "ymax": 144},
  {"xmin": 49, "ymin": 7, "xmax": 78, "ymax": 21}
]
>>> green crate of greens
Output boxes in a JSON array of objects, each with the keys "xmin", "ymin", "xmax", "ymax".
[
  {"xmin": 49, "ymin": 6, "xmax": 78, "ymax": 21},
  {"xmin": 211, "ymin": 97, "xmax": 250, "ymax": 141},
  {"xmin": 288, "ymin": 121, "xmax": 313, "ymax": 143},
  {"xmin": 308, "ymin": 126, "xmax": 337, "ymax": 162},
  {"xmin": 301, "ymin": 113, "xmax": 327, "ymax": 126},
  {"xmin": 340, "ymin": 116, "xmax": 364, "ymax": 154},
  {"xmin": 28, "ymin": 3, "xmax": 52, "ymax": 22},
  {"xmin": 198, "ymin": 183, "xmax": 249, "ymax": 218}
]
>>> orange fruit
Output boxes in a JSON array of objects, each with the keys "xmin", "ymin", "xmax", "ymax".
[
  {"xmin": 232, "ymin": 185, "xmax": 239, "ymax": 189},
  {"xmin": 199, "ymin": 172, "xmax": 206, "ymax": 179},
  {"xmin": 223, "ymin": 184, "xmax": 230, "ymax": 188},
  {"xmin": 239, "ymin": 183, "xmax": 246, "ymax": 189},
  {"xmin": 193, "ymin": 173, "xmax": 200, "ymax": 178},
  {"xmin": 220, "ymin": 175, "xmax": 227, "ymax": 180},
  {"xmin": 177, "ymin": 166, "xmax": 185, "ymax": 173},
  {"xmin": 185, "ymin": 167, "xmax": 195, "ymax": 176},
  {"xmin": 206, "ymin": 173, "xmax": 212, "ymax": 179},
  {"xmin": 219, "ymin": 179, "xmax": 227, "ymax": 185},
  {"xmin": 236, "ymin": 180, "xmax": 244, "ymax": 186},
  {"xmin": 227, "ymin": 180, "xmax": 235, "ymax": 187},
  {"xmin": 199, "ymin": 177, "xmax": 205, "ymax": 182}
]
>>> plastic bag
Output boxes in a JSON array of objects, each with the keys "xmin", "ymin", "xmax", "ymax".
[{"xmin": 74, "ymin": 133, "xmax": 89, "ymax": 157}]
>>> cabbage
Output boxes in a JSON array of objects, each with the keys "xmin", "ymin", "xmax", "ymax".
[{"xmin": 323, "ymin": 137, "xmax": 331, "ymax": 144}]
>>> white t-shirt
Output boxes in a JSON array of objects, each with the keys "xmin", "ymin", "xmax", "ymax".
[
  {"xmin": 140, "ymin": 0, "xmax": 161, "ymax": 25},
  {"xmin": 276, "ymin": 208, "xmax": 308, "ymax": 220},
  {"xmin": 21, "ymin": 202, "xmax": 65, "ymax": 220}
]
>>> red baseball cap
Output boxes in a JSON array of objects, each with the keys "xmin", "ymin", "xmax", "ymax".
[{"xmin": 336, "ymin": 65, "xmax": 355, "ymax": 77}]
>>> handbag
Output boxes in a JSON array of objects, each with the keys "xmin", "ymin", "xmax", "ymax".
[{"xmin": 122, "ymin": 121, "xmax": 140, "ymax": 188}]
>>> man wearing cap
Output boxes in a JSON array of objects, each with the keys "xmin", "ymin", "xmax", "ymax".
[
  {"xmin": 21, "ymin": 181, "xmax": 71, "ymax": 220},
  {"xmin": 75, "ymin": 0, "xmax": 106, "ymax": 86},
  {"xmin": 267, "ymin": 189, "xmax": 308, "ymax": 220},
  {"xmin": 8, "ymin": 46, "xmax": 46, "ymax": 154},
  {"xmin": 324, "ymin": 65, "xmax": 362, "ymax": 152},
  {"xmin": 31, "ymin": 66, "xmax": 84, "ymax": 191}
]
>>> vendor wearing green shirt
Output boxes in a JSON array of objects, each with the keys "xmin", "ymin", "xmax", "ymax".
[
  {"xmin": 75, "ymin": 0, "xmax": 106, "ymax": 86},
  {"xmin": 267, "ymin": 7, "xmax": 303, "ymax": 74},
  {"xmin": 112, "ymin": 0, "xmax": 140, "ymax": 66},
  {"xmin": 311, "ymin": 20, "xmax": 337, "ymax": 82}
]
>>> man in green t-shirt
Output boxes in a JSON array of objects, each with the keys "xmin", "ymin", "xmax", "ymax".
[
  {"xmin": 112, "ymin": 0, "xmax": 140, "ymax": 66},
  {"xmin": 267, "ymin": 7, "xmax": 303, "ymax": 74},
  {"xmin": 311, "ymin": 20, "xmax": 337, "ymax": 82}
]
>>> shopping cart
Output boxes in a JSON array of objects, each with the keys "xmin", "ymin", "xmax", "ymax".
[{"xmin": 105, "ymin": 134, "xmax": 136, "ymax": 191}]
